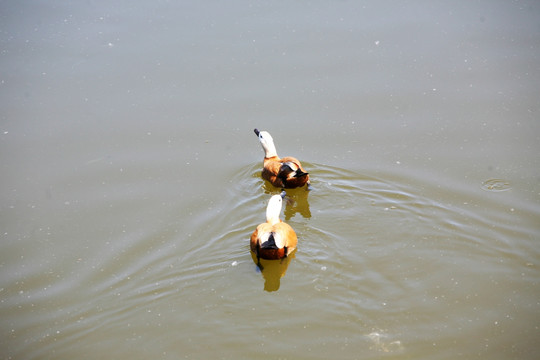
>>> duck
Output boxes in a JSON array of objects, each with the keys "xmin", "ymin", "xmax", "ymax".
[
  {"xmin": 251, "ymin": 191, "xmax": 297, "ymax": 263},
  {"xmin": 254, "ymin": 128, "xmax": 310, "ymax": 189}
]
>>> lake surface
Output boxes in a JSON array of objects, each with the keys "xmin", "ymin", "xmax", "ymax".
[{"xmin": 1, "ymin": 1, "xmax": 539, "ymax": 359}]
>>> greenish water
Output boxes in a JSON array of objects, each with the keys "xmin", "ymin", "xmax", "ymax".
[{"xmin": 1, "ymin": 1, "xmax": 539, "ymax": 359}]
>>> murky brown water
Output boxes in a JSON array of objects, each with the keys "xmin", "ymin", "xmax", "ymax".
[{"xmin": 1, "ymin": 1, "xmax": 540, "ymax": 359}]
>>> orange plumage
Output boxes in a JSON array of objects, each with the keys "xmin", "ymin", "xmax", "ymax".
[
  {"xmin": 254, "ymin": 129, "xmax": 310, "ymax": 189},
  {"xmin": 251, "ymin": 192, "xmax": 297, "ymax": 261}
]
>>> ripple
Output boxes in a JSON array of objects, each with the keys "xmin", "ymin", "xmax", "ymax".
[
  {"xmin": 481, "ymin": 178, "xmax": 511, "ymax": 192},
  {"xmin": 366, "ymin": 331, "xmax": 404, "ymax": 353},
  {"xmin": 6, "ymin": 159, "xmax": 538, "ymax": 360}
]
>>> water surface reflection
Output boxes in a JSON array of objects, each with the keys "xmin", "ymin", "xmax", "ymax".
[
  {"xmin": 251, "ymin": 252, "xmax": 295, "ymax": 292},
  {"xmin": 1, "ymin": 1, "xmax": 539, "ymax": 359},
  {"xmin": 261, "ymin": 182, "xmax": 312, "ymax": 220}
]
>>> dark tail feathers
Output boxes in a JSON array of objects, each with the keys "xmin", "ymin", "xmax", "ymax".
[
  {"xmin": 294, "ymin": 169, "xmax": 309, "ymax": 178},
  {"xmin": 261, "ymin": 233, "xmax": 278, "ymax": 249}
]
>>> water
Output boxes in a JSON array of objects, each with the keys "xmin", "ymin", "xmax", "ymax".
[{"xmin": 1, "ymin": 1, "xmax": 539, "ymax": 359}]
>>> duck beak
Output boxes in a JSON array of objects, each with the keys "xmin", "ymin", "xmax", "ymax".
[{"xmin": 254, "ymin": 128, "xmax": 260, "ymax": 136}]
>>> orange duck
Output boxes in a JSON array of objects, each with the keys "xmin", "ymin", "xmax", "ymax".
[
  {"xmin": 251, "ymin": 192, "xmax": 297, "ymax": 262},
  {"xmin": 254, "ymin": 128, "xmax": 310, "ymax": 189}
]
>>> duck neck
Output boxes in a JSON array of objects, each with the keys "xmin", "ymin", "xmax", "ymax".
[
  {"xmin": 266, "ymin": 216, "xmax": 280, "ymax": 226},
  {"xmin": 262, "ymin": 141, "xmax": 278, "ymax": 159},
  {"xmin": 266, "ymin": 198, "xmax": 282, "ymax": 225}
]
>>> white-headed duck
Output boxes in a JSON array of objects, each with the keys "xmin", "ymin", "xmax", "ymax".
[
  {"xmin": 251, "ymin": 191, "xmax": 297, "ymax": 262},
  {"xmin": 254, "ymin": 128, "xmax": 310, "ymax": 189}
]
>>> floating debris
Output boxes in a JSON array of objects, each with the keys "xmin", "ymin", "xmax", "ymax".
[{"xmin": 481, "ymin": 179, "xmax": 511, "ymax": 192}]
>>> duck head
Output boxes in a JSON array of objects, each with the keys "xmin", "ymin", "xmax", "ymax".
[{"xmin": 254, "ymin": 128, "xmax": 278, "ymax": 158}]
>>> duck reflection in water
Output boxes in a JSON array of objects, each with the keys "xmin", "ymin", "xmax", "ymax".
[
  {"xmin": 262, "ymin": 182, "xmax": 311, "ymax": 220},
  {"xmin": 251, "ymin": 251, "xmax": 295, "ymax": 292}
]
